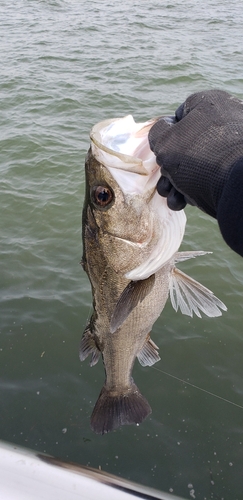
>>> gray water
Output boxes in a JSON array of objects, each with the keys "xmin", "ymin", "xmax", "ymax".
[{"xmin": 1, "ymin": 1, "xmax": 243, "ymax": 498}]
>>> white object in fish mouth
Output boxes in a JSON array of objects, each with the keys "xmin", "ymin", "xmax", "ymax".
[{"xmin": 90, "ymin": 115, "xmax": 186, "ymax": 280}]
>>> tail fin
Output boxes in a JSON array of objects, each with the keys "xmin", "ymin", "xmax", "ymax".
[{"xmin": 91, "ymin": 384, "xmax": 151, "ymax": 434}]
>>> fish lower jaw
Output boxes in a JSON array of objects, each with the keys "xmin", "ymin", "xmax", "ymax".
[
  {"xmin": 105, "ymin": 228, "xmax": 153, "ymax": 249},
  {"xmin": 115, "ymin": 236, "xmax": 150, "ymax": 249}
]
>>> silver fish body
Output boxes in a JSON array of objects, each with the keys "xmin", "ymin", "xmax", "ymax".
[{"xmin": 80, "ymin": 116, "xmax": 227, "ymax": 434}]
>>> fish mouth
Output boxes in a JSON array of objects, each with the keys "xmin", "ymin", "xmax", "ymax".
[
  {"xmin": 90, "ymin": 114, "xmax": 187, "ymax": 280},
  {"xmin": 90, "ymin": 115, "xmax": 160, "ymax": 196}
]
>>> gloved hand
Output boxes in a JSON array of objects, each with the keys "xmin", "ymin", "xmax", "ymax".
[{"xmin": 149, "ymin": 89, "xmax": 243, "ymax": 217}]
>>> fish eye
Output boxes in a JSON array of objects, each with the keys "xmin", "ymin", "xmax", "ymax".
[{"xmin": 92, "ymin": 186, "xmax": 114, "ymax": 208}]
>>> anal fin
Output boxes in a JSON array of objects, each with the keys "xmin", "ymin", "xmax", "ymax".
[
  {"xmin": 169, "ymin": 267, "xmax": 227, "ymax": 318},
  {"xmin": 79, "ymin": 325, "xmax": 100, "ymax": 367},
  {"xmin": 137, "ymin": 336, "xmax": 160, "ymax": 367}
]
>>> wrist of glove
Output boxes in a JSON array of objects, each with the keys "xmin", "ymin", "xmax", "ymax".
[
  {"xmin": 217, "ymin": 157, "xmax": 243, "ymax": 256},
  {"xmin": 149, "ymin": 90, "xmax": 243, "ymax": 218}
]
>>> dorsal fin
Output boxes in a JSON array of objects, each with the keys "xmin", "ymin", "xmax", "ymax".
[
  {"xmin": 110, "ymin": 274, "xmax": 155, "ymax": 334},
  {"xmin": 169, "ymin": 268, "xmax": 227, "ymax": 318}
]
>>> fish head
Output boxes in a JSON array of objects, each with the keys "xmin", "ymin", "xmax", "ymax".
[
  {"xmin": 84, "ymin": 155, "xmax": 158, "ymax": 275},
  {"xmin": 84, "ymin": 115, "xmax": 186, "ymax": 279}
]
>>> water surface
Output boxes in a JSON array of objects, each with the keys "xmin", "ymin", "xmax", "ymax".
[{"xmin": 1, "ymin": 1, "xmax": 243, "ymax": 499}]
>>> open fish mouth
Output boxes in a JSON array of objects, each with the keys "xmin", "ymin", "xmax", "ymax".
[
  {"xmin": 90, "ymin": 114, "xmax": 187, "ymax": 279},
  {"xmin": 90, "ymin": 115, "xmax": 161, "ymax": 195}
]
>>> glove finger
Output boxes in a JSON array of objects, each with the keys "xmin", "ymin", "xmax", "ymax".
[
  {"xmin": 175, "ymin": 102, "xmax": 185, "ymax": 121},
  {"xmin": 156, "ymin": 176, "xmax": 172, "ymax": 197},
  {"xmin": 174, "ymin": 93, "xmax": 209, "ymax": 122},
  {"xmin": 148, "ymin": 118, "xmax": 171, "ymax": 152},
  {"xmin": 167, "ymin": 187, "xmax": 187, "ymax": 211}
]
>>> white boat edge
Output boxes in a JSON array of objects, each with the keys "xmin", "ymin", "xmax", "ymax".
[{"xmin": 0, "ymin": 440, "xmax": 186, "ymax": 500}]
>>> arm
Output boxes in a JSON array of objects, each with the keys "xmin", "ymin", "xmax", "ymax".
[{"xmin": 217, "ymin": 157, "xmax": 243, "ymax": 256}]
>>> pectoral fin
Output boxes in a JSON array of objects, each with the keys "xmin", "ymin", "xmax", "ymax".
[
  {"xmin": 110, "ymin": 274, "xmax": 155, "ymax": 333},
  {"xmin": 169, "ymin": 268, "xmax": 227, "ymax": 318},
  {"xmin": 79, "ymin": 325, "xmax": 100, "ymax": 367},
  {"xmin": 137, "ymin": 336, "xmax": 160, "ymax": 366}
]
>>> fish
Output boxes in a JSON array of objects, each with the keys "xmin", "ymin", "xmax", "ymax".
[{"xmin": 80, "ymin": 114, "xmax": 227, "ymax": 435}]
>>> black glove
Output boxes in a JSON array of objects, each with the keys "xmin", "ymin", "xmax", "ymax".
[{"xmin": 149, "ymin": 89, "xmax": 243, "ymax": 218}]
